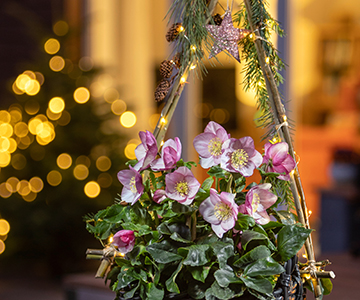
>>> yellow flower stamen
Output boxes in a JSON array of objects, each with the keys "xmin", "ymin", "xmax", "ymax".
[
  {"xmin": 231, "ymin": 149, "xmax": 249, "ymax": 168},
  {"xmin": 251, "ymin": 193, "xmax": 260, "ymax": 212},
  {"xmin": 214, "ymin": 202, "xmax": 232, "ymax": 221},
  {"xmin": 208, "ymin": 137, "xmax": 222, "ymax": 157},
  {"xmin": 175, "ymin": 181, "xmax": 189, "ymax": 197},
  {"xmin": 129, "ymin": 176, "xmax": 137, "ymax": 193}
]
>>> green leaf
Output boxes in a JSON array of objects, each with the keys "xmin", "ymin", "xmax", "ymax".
[
  {"xmin": 117, "ymin": 268, "xmax": 137, "ymax": 289},
  {"xmin": 235, "ymin": 213, "xmax": 256, "ymax": 231},
  {"xmin": 276, "ymin": 224, "xmax": 312, "ymax": 261},
  {"xmin": 273, "ymin": 210, "xmax": 297, "ymax": 225},
  {"xmin": 233, "ymin": 245, "xmax": 271, "ymax": 268},
  {"xmin": 149, "ymin": 172, "xmax": 157, "ymax": 190},
  {"xmin": 123, "ymin": 282, "xmax": 140, "ymax": 299},
  {"xmin": 170, "ymin": 232, "xmax": 192, "ymax": 244},
  {"xmin": 171, "ymin": 201, "xmax": 197, "ymax": 214},
  {"xmin": 181, "ymin": 244, "xmax": 211, "ymax": 266},
  {"xmin": 147, "ymin": 241, "xmax": 183, "ymax": 264},
  {"xmin": 189, "ymin": 262, "xmax": 215, "ymax": 283},
  {"xmin": 207, "ymin": 165, "xmax": 228, "ymax": 179},
  {"xmin": 214, "ymin": 265, "xmax": 240, "ymax": 287},
  {"xmin": 127, "ymin": 245, "xmax": 147, "ymax": 266},
  {"xmin": 321, "ymin": 278, "xmax": 333, "ymax": 295},
  {"xmin": 195, "ymin": 188, "xmax": 210, "ymax": 201},
  {"xmin": 157, "ymin": 221, "xmax": 192, "ymax": 241},
  {"xmin": 243, "ymin": 257, "xmax": 284, "ymax": 277},
  {"xmin": 211, "ymin": 240, "xmax": 234, "ymax": 268},
  {"xmin": 201, "ymin": 176, "xmax": 214, "ymax": 190},
  {"xmin": 165, "ymin": 262, "xmax": 183, "ymax": 293},
  {"xmin": 240, "ymin": 275, "xmax": 273, "ymax": 294},
  {"xmin": 146, "ymin": 282, "xmax": 164, "ymax": 300},
  {"xmin": 261, "ymin": 221, "xmax": 284, "ymax": 231},
  {"xmin": 121, "ymin": 223, "xmax": 152, "ymax": 236},
  {"xmin": 241, "ymin": 230, "xmax": 275, "ymax": 251},
  {"xmin": 205, "ymin": 281, "xmax": 236, "ymax": 300}
]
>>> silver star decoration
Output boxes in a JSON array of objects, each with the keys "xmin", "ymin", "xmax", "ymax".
[{"xmin": 206, "ymin": 10, "xmax": 250, "ymax": 62}]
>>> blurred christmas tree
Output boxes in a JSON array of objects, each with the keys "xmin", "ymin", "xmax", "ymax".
[{"xmin": 0, "ymin": 1, "xmax": 131, "ymax": 277}]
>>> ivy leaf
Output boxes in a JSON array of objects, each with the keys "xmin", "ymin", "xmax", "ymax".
[
  {"xmin": 146, "ymin": 282, "xmax": 164, "ymax": 300},
  {"xmin": 121, "ymin": 223, "xmax": 152, "ymax": 236},
  {"xmin": 233, "ymin": 245, "xmax": 271, "ymax": 268},
  {"xmin": 123, "ymin": 282, "xmax": 140, "ymax": 299},
  {"xmin": 241, "ymin": 230, "xmax": 275, "ymax": 251},
  {"xmin": 211, "ymin": 240, "xmax": 234, "ymax": 269},
  {"xmin": 195, "ymin": 187, "xmax": 210, "ymax": 201},
  {"xmin": 276, "ymin": 224, "xmax": 312, "ymax": 261},
  {"xmin": 170, "ymin": 232, "xmax": 192, "ymax": 244},
  {"xmin": 165, "ymin": 262, "xmax": 183, "ymax": 293},
  {"xmin": 243, "ymin": 257, "xmax": 284, "ymax": 277},
  {"xmin": 235, "ymin": 213, "xmax": 255, "ymax": 231},
  {"xmin": 214, "ymin": 265, "xmax": 240, "ymax": 287},
  {"xmin": 189, "ymin": 262, "xmax": 215, "ymax": 283},
  {"xmin": 207, "ymin": 165, "xmax": 228, "ymax": 179},
  {"xmin": 147, "ymin": 241, "xmax": 183, "ymax": 264},
  {"xmin": 321, "ymin": 278, "xmax": 333, "ymax": 295},
  {"xmin": 201, "ymin": 176, "xmax": 214, "ymax": 190},
  {"xmin": 205, "ymin": 281, "xmax": 236, "ymax": 300},
  {"xmin": 117, "ymin": 268, "xmax": 137, "ymax": 289},
  {"xmin": 181, "ymin": 244, "xmax": 212, "ymax": 266},
  {"xmin": 240, "ymin": 275, "xmax": 273, "ymax": 294}
]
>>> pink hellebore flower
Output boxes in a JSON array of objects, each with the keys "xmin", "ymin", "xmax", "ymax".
[
  {"xmin": 153, "ymin": 189, "xmax": 167, "ymax": 204},
  {"xmin": 117, "ymin": 166, "xmax": 144, "ymax": 205},
  {"xmin": 112, "ymin": 230, "xmax": 135, "ymax": 254},
  {"xmin": 134, "ymin": 130, "xmax": 158, "ymax": 171},
  {"xmin": 151, "ymin": 137, "xmax": 182, "ymax": 171},
  {"xmin": 263, "ymin": 142, "xmax": 296, "ymax": 181},
  {"xmin": 221, "ymin": 137, "xmax": 262, "ymax": 176},
  {"xmin": 239, "ymin": 183, "xmax": 277, "ymax": 225},
  {"xmin": 165, "ymin": 166, "xmax": 200, "ymax": 205},
  {"xmin": 199, "ymin": 189, "xmax": 239, "ymax": 238},
  {"xmin": 193, "ymin": 121, "xmax": 230, "ymax": 168}
]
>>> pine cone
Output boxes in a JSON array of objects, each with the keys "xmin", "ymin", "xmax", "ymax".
[
  {"xmin": 212, "ymin": 14, "xmax": 223, "ymax": 26},
  {"xmin": 159, "ymin": 60, "xmax": 173, "ymax": 78},
  {"xmin": 155, "ymin": 79, "xmax": 171, "ymax": 102},
  {"xmin": 171, "ymin": 54, "xmax": 181, "ymax": 69},
  {"xmin": 166, "ymin": 23, "xmax": 183, "ymax": 42}
]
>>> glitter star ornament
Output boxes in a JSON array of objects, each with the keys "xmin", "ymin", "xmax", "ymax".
[{"xmin": 206, "ymin": 10, "xmax": 250, "ymax": 62}]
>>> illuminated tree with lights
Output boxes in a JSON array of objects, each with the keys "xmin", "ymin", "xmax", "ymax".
[{"xmin": 0, "ymin": 20, "xmax": 135, "ymax": 275}]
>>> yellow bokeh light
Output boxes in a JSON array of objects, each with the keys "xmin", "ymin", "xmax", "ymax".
[
  {"xmin": 149, "ymin": 113, "xmax": 160, "ymax": 129},
  {"xmin": 29, "ymin": 177, "xmax": 44, "ymax": 193},
  {"xmin": 0, "ymin": 240, "xmax": 5, "ymax": 254},
  {"xmin": 0, "ymin": 137, "xmax": 10, "ymax": 152},
  {"xmin": 120, "ymin": 111, "xmax": 137, "ymax": 128},
  {"xmin": 0, "ymin": 111, "xmax": 11, "ymax": 124},
  {"xmin": 96, "ymin": 156, "xmax": 111, "ymax": 172},
  {"xmin": 73, "ymin": 164, "xmax": 89, "ymax": 180},
  {"xmin": 76, "ymin": 155, "xmax": 91, "ymax": 168},
  {"xmin": 6, "ymin": 177, "xmax": 19, "ymax": 193},
  {"xmin": 49, "ymin": 56, "xmax": 65, "ymax": 72},
  {"xmin": 12, "ymin": 81, "xmax": 24, "ymax": 95},
  {"xmin": 0, "ymin": 123, "xmax": 13, "ymax": 138},
  {"xmin": 28, "ymin": 118, "xmax": 42, "ymax": 135},
  {"xmin": 14, "ymin": 122, "xmax": 28, "ymax": 138},
  {"xmin": 23, "ymin": 70, "xmax": 35, "ymax": 79},
  {"xmin": 84, "ymin": 181, "xmax": 101, "ymax": 198},
  {"xmin": 57, "ymin": 153, "xmax": 72, "ymax": 169},
  {"xmin": 0, "ymin": 152, "xmax": 11, "ymax": 167},
  {"xmin": 97, "ymin": 173, "xmax": 113, "ymax": 188},
  {"xmin": 9, "ymin": 109, "xmax": 22, "ymax": 124},
  {"xmin": 11, "ymin": 153, "xmax": 27, "ymax": 170},
  {"xmin": 49, "ymin": 97, "xmax": 65, "ymax": 114},
  {"xmin": 8, "ymin": 138, "xmax": 17, "ymax": 153},
  {"xmin": 111, "ymin": 99, "xmax": 127, "ymax": 115},
  {"xmin": 23, "ymin": 191, "xmax": 37, "ymax": 202},
  {"xmin": 0, "ymin": 219, "xmax": 10, "ymax": 235},
  {"xmin": 25, "ymin": 79, "xmax": 40, "ymax": 96},
  {"xmin": 78, "ymin": 56, "xmax": 94, "ymax": 72},
  {"xmin": 46, "ymin": 108, "xmax": 62, "ymax": 121},
  {"xmin": 17, "ymin": 180, "xmax": 31, "ymax": 196},
  {"xmin": 44, "ymin": 38, "xmax": 60, "ymax": 54},
  {"xmin": 103, "ymin": 88, "xmax": 119, "ymax": 103},
  {"xmin": 47, "ymin": 170, "xmax": 62, "ymax": 186},
  {"xmin": 57, "ymin": 110, "xmax": 71, "ymax": 126},
  {"xmin": 0, "ymin": 183, "xmax": 11, "ymax": 198},
  {"xmin": 16, "ymin": 74, "xmax": 31, "ymax": 91},
  {"xmin": 53, "ymin": 20, "xmax": 69, "ymax": 36},
  {"xmin": 124, "ymin": 143, "xmax": 137, "ymax": 159},
  {"xmin": 35, "ymin": 72, "xmax": 45, "ymax": 85},
  {"xmin": 73, "ymin": 87, "xmax": 90, "ymax": 104}
]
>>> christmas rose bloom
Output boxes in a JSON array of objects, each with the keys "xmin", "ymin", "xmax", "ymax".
[
  {"xmin": 165, "ymin": 166, "xmax": 200, "ymax": 205},
  {"xmin": 199, "ymin": 189, "xmax": 238, "ymax": 238},
  {"xmin": 239, "ymin": 183, "xmax": 277, "ymax": 225},
  {"xmin": 112, "ymin": 230, "xmax": 135, "ymax": 254},
  {"xmin": 263, "ymin": 142, "xmax": 296, "ymax": 181},
  {"xmin": 134, "ymin": 130, "xmax": 158, "ymax": 171},
  {"xmin": 221, "ymin": 137, "xmax": 262, "ymax": 176},
  {"xmin": 117, "ymin": 166, "xmax": 144, "ymax": 205},
  {"xmin": 193, "ymin": 121, "xmax": 230, "ymax": 168},
  {"xmin": 151, "ymin": 137, "xmax": 182, "ymax": 171}
]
